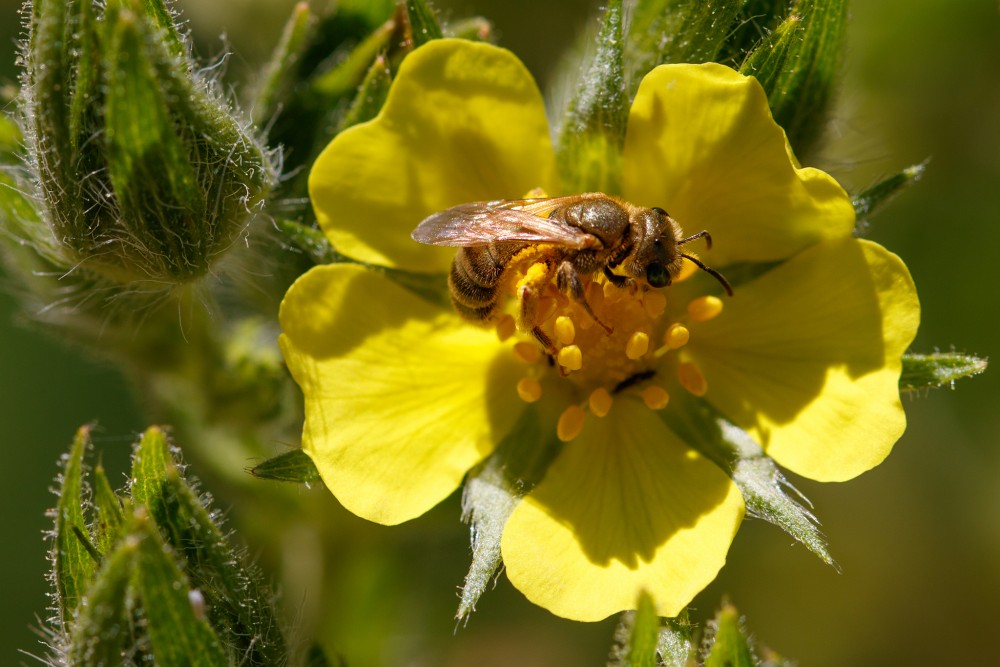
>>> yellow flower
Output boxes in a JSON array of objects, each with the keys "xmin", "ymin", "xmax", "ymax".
[{"xmin": 279, "ymin": 40, "xmax": 919, "ymax": 621}]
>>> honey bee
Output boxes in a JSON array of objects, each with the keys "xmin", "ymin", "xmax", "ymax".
[{"xmin": 411, "ymin": 193, "xmax": 732, "ymax": 350}]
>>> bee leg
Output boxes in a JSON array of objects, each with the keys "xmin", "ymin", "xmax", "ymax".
[
  {"xmin": 516, "ymin": 262, "xmax": 558, "ymax": 355},
  {"xmin": 558, "ymin": 261, "xmax": 613, "ymax": 334},
  {"xmin": 602, "ymin": 266, "xmax": 635, "ymax": 292}
]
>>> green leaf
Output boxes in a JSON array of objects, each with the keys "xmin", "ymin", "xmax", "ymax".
[
  {"xmin": 254, "ymin": 1, "xmax": 316, "ymax": 126},
  {"xmin": 628, "ymin": 592, "xmax": 660, "ymax": 667},
  {"xmin": 900, "ymin": 352, "xmax": 988, "ymax": 393},
  {"xmin": 626, "ymin": 0, "xmax": 747, "ymax": 91},
  {"xmin": 250, "ymin": 448, "xmax": 323, "ymax": 484},
  {"xmin": 338, "ymin": 53, "xmax": 393, "ymax": 132},
  {"xmin": 128, "ymin": 426, "xmax": 174, "ymax": 509},
  {"xmin": 52, "ymin": 425, "xmax": 97, "ymax": 627},
  {"xmin": 131, "ymin": 510, "xmax": 228, "ymax": 667},
  {"xmin": 405, "ymin": 0, "xmax": 444, "ymax": 47},
  {"xmin": 310, "ymin": 19, "xmax": 395, "ymax": 100},
  {"xmin": 853, "ymin": 162, "xmax": 927, "ymax": 224},
  {"xmin": 557, "ymin": 0, "xmax": 628, "ymax": 194},
  {"xmin": 65, "ymin": 522, "xmax": 137, "ymax": 667},
  {"xmin": 457, "ymin": 406, "xmax": 555, "ymax": 621},
  {"xmin": 704, "ymin": 604, "xmax": 755, "ymax": 667},
  {"xmin": 739, "ymin": 0, "xmax": 847, "ymax": 156},
  {"xmin": 92, "ymin": 462, "xmax": 126, "ymax": 554}
]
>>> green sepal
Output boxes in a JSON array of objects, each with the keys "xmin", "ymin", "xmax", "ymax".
[
  {"xmin": 250, "ymin": 448, "xmax": 323, "ymax": 484},
  {"xmin": 109, "ymin": 0, "xmax": 186, "ymax": 60},
  {"xmin": 52, "ymin": 425, "xmax": 97, "ymax": 627},
  {"xmin": 739, "ymin": 0, "xmax": 847, "ymax": 156},
  {"xmin": 900, "ymin": 352, "xmax": 988, "ymax": 393},
  {"xmin": 853, "ymin": 162, "xmax": 927, "ymax": 229},
  {"xmin": 337, "ymin": 54, "xmax": 393, "ymax": 132},
  {"xmin": 254, "ymin": 1, "xmax": 316, "ymax": 126},
  {"xmin": 625, "ymin": 0, "xmax": 746, "ymax": 92},
  {"xmin": 91, "ymin": 463, "xmax": 126, "ymax": 555},
  {"xmin": 309, "ymin": 20, "xmax": 395, "ymax": 101},
  {"xmin": 703, "ymin": 604, "xmax": 755, "ymax": 667},
  {"xmin": 65, "ymin": 522, "xmax": 136, "ymax": 667},
  {"xmin": 457, "ymin": 405, "xmax": 557, "ymax": 621},
  {"xmin": 657, "ymin": 613, "xmax": 696, "ymax": 667},
  {"xmin": 556, "ymin": 0, "xmax": 627, "ymax": 194},
  {"xmin": 404, "ymin": 0, "xmax": 444, "ymax": 47},
  {"xmin": 660, "ymin": 393, "xmax": 835, "ymax": 567},
  {"xmin": 131, "ymin": 509, "xmax": 229, "ymax": 667},
  {"xmin": 445, "ymin": 17, "xmax": 494, "ymax": 42},
  {"xmin": 719, "ymin": 0, "xmax": 788, "ymax": 65}
]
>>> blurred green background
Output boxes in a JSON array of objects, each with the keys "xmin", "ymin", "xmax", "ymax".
[{"xmin": 1, "ymin": 0, "xmax": 997, "ymax": 664}]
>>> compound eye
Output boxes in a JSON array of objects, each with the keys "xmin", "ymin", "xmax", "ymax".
[{"xmin": 646, "ymin": 262, "xmax": 670, "ymax": 288}]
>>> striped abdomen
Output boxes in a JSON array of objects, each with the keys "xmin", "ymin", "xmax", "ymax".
[{"xmin": 448, "ymin": 241, "xmax": 527, "ymax": 322}]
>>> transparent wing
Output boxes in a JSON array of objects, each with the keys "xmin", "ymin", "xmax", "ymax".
[{"xmin": 411, "ymin": 197, "xmax": 602, "ymax": 249}]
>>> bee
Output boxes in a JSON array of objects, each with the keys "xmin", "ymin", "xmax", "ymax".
[{"xmin": 411, "ymin": 193, "xmax": 732, "ymax": 350}]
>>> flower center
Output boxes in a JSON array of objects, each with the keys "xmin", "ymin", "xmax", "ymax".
[{"xmin": 498, "ymin": 259, "xmax": 724, "ymax": 442}]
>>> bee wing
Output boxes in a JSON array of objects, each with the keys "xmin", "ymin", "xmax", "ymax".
[{"xmin": 411, "ymin": 197, "xmax": 599, "ymax": 249}]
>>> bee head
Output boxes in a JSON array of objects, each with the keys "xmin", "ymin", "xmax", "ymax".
[{"xmin": 627, "ymin": 207, "xmax": 684, "ymax": 289}]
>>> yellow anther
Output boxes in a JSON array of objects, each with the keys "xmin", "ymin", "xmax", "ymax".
[
  {"xmin": 642, "ymin": 385, "xmax": 670, "ymax": 410},
  {"xmin": 643, "ymin": 291, "xmax": 667, "ymax": 318},
  {"xmin": 586, "ymin": 281, "xmax": 605, "ymax": 313},
  {"xmin": 557, "ymin": 344, "xmax": 583, "ymax": 371},
  {"xmin": 687, "ymin": 295, "xmax": 724, "ymax": 322},
  {"xmin": 554, "ymin": 316, "xmax": 576, "ymax": 345},
  {"xmin": 663, "ymin": 323, "xmax": 690, "ymax": 350},
  {"xmin": 676, "ymin": 257, "xmax": 698, "ymax": 282},
  {"xmin": 625, "ymin": 331, "xmax": 650, "ymax": 360},
  {"xmin": 678, "ymin": 361, "xmax": 708, "ymax": 396},
  {"xmin": 495, "ymin": 314, "xmax": 516, "ymax": 342},
  {"xmin": 536, "ymin": 297, "xmax": 558, "ymax": 323},
  {"xmin": 516, "ymin": 377, "xmax": 542, "ymax": 403},
  {"xmin": 513, "ymin": 341, "xmax": 541, "ymax": 364},
  {"xmin": 557, "ymin": 405, "xmax": 586, "ymax": 442},
  {"xmin": 588, "ymin": 388, "xmax": 613, "ymax": 417}
]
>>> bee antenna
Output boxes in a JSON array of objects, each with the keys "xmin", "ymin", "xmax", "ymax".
[
  {"xmin": 681, "ymin": 253, "xmax": 733, "ymax": 296},
  {"xmin": 678, "ymin": 230, "xmax": 713, "ymax": 250}
]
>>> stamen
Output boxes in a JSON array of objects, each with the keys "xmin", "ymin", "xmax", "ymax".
[
  {"xmin": 643, "ymin": 291, "xmax": 667, "ymax": 318},
  {"xmin": 625, "ymin": 331, "xmax": 650, "ymax": 360},
  {"xmin": 586, "ymin": 281, "xmax": 605, "ymax": 313},
  {"xmin": 554, "ymin": 316, "xmax": 576, "ymax": 345},
  {"xmin": 516, "ymin": 377, "xmax": 542, "ymax": 403},
  {"xmin": 557, "ymin": 345, "xmax": 583, "ymax": 371},
  {"xmin": 495, "ymin": 314, "xmax": 516, "ymax": 341},
  {"xmin": 536, "ymin": 297, "xmax": 558, "ymax": 323},
  {"xmin": 687, "ymin": 295, "xmax": 723, "ymax": 322},
  {"xmin": 663, "ymin": 323, "xmax": 690, "ymax": 350},
  {"xmin": 557, "ymin": 405, "xmax": 586, "ymax": 442},
  {"xmin": 588, "ymin": 388, "xmax": 613, "ymax": 417},
  {"xmin": 642, "ymin": 385, "xmax": 670, "ymax": 410},
  {"xmin": 513, "ymin": 341, "xmax": 542, "ymax": 364},
  {"xmin": 678, "ymin": 361, "xmax": 708, "ymax": 396}
]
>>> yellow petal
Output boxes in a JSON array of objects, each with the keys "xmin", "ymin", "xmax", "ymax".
[
  {"xmin": 688, "ymin": 238, "xmax": 920, "ymax": 481},
  {"xmin": 622, "ymin": 63, "xmax": 854, "ymax": 266},
  {"xmin": 279, "ymin": 263, "xmax": 522, "ymax": 524},
  {"xmin": 502, "ymin": 398, "xmax": 744, "ymax": 621},
  {"xmin": 309, "ymin": 39, "xmax": 559, "ymax": 272}
]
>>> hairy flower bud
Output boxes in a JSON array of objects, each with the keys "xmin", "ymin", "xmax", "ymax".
[{"xmin": 23, "ymin": 0, "xmax": 275, "ymax": 285}]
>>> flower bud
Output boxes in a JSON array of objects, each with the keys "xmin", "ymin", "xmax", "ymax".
[{"xmin": 24, "ymin": 0, "xmax": 275, "ymax": 285}]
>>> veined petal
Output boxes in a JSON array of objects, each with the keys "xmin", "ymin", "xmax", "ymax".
[
  {"xmin": 278, "ymin": 263, "xmax": 523, "ymax": 524},
  {"xmin": 502, "ymin": 398, "xmax": 744, "ymax": 621},
  {"xmin": 687, "ymin": 238, "xmax": 920, "ymax": 481},
  {"xmin": 622, "ymin": 63, "xmax": 854, "ymax": 266},
  {"xmin": 309, "ymin": 39, "xmax": 559, "ymax": 272}
]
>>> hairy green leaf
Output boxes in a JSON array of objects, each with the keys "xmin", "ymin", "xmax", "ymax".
[{"xmin": 901, "ymin": 352, "xmax": 988, "ymax": 393}]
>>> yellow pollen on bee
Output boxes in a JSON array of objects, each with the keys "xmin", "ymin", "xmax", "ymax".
[
  {"xmin": 625, "ymin": 331, "xmax": 650, "ymax": 360},
  {"xmin": 516, "ymin": 377, "xmax": 542, "ymax": 403},
  {"xmin": 557, "ymin": 344, "xmax": 583, "ymax": 371},
  {"xmin": 513, "ymin": 341, "xmax": 542, "ymax": 364},
  {"xmin": 663, "ymin": 323, "xmax": 690, "ymax": 350},
  {"xmin": 677, "ymin": 361, "xmax": 708, "ymax": 396},
  {"xmin": 588, "ymin": 388, "xmax": 613, "ymax": 417},
  {"xmin": 557, "ymin": 405, "xmax": 587, "ymax": 442},
  {"xmin": 676, "ymin": 257, "xmax": 699, "ymax": 282},
  {"xmin": 687, "ymin": 295, "xmax": 724, "ymax": 322},
  {"xmin": 554, "ymin": 316, "xmax": 576, "ymax": 345},
  {"xmin": 642, "ymin": 385, "xmax": 670, "ymax": 410},
  {"xmin": 642, "ymin": 291, "xmax": 667, "ymax": 318},
  {"xmin": 495, "ymin": 314, "xmax": 516, "ymax": 341}
]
